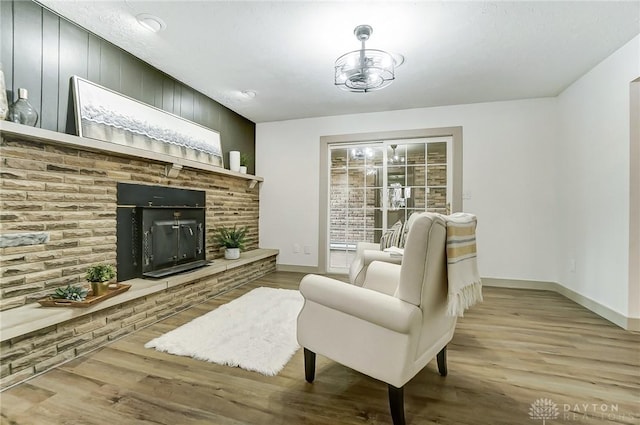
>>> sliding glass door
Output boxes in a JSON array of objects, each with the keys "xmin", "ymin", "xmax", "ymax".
[{"xmin": 327, "ymin": 137, "xmax": 452, "ymax": 273}]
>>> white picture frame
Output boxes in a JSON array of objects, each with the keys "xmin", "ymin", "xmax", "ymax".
[{"xmin": 71, "ymin": 76, "xmax": 223, "ymax": 167}]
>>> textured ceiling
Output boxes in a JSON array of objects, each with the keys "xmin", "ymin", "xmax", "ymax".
[{"xmin": 38, "ymin": 1, "xmax": 640, "ymax": 123}]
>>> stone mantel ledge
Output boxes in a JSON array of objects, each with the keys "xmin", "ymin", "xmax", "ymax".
[
  {"xmin": 0, "ymin": 248, "xmax": 278, "ymax": 342},
  {"xmin": 0, "ymin": 121, "xmax": 263, "ymax": 184}
]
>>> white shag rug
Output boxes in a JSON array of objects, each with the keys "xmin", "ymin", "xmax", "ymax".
[{"xmin": 145, "ymin": 287, "xmax": 304, "ymax": 376}]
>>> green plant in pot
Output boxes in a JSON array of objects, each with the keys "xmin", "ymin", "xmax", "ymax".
[
  {"xmin": 239, "ymin": 153, "xmax": 251, "ymax": 174},
  {"xmin": 215, "ymin": 225, "xmax": 247, "ymax": 260},
  {"xmin": 86, "ymin": 264, "xmax": 116, "ymax": 296}
]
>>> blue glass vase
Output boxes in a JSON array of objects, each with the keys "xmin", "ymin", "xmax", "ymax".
[{"xmin": 8, "ymin": 88, "xmax": 38, "ymax": 126}]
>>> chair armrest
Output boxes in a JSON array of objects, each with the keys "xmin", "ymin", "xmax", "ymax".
[
  {"xmin": 356, "ymin": 242, "xmax": 381, "ymax": 252},
  {"xmin": 299, "ymin": 274, "xmax": 421, "ymax": 334},
  {"xmin": 362, "ymin": 261, "xmax": 402, "ymax": 296},
  {"xmin": 349, "ymin": 247, "xmax": 401, "ymax": 286},
  {"xmin": 362, "ymin": 250, "xmax": 403, "ymax": 266}
]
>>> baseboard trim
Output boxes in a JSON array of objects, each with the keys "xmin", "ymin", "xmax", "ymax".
[
  {"xmin": 482, "ymin": 278, "xmax": 640, "ymax": 332},
  {"xmin": 481, "ymin": 278, "xmax": 557, "ymax": 291},
  {"xmin": 276, "ymin": 264, "xmax": 320, "ymax": 274}
]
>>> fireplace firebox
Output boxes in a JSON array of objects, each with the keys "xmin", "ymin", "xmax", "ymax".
[{"xmin": 117, "ymin": 183, "xmax": 208, "ymax": 280}]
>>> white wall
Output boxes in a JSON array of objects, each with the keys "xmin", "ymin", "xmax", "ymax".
[
  {"xmin": 557, "ymin": 35, "xmax": 640, "ymax": 318},
  {"xmin": 257, "ymin": 98, "xmax": 559, "ymax": 282},
  {"xmin": 256, "ymin": 34, "xmax": 639, "ymax": 323}
]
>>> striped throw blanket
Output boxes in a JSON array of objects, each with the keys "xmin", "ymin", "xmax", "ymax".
[{"xmin": 443, "ymin": 213, "xmax": 483, "ymax": 316}]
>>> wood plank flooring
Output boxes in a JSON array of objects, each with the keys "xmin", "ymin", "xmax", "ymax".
[{"xmin": 1, "ymin": 271, "xmax": 639, "ymax": 424}]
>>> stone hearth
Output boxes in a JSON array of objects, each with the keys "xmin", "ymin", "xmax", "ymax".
[{"xmin": 0, "ymin": 249, "xmax": 277, "ymax": 389}]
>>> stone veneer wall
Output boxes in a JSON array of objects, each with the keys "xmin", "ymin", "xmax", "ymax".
[
  {"xmin": 0, "ymin": 136, "xmax": 259, "ymax": 311},
  {"xmin": 0, "ymin": 256, "xmax": 276, "ymax": 389}
]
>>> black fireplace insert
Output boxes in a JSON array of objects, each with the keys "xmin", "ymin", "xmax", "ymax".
[{"xmin": 116, "ymin": 183, "xmax": 208, "ymax": 280}]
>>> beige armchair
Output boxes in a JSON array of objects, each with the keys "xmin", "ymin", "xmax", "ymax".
[{"xmin": 297, "ymin": 213, "xmax": 457, "ymax": 425}]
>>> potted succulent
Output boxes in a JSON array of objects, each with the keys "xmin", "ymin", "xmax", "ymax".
[
  {"xmin": 239, "ymin": 153, "xmax": 251, "ymax": 174},
  {"xmin": 51, "ymin": 285, "xmax": 88, "ymax": 302},
  {"xmin": 86, "ymin": 264, "xmax": 116, "ymax": 296},
  {"xmin": 215, "ymin": 225, "xmax": 247, "ymax": 260}
]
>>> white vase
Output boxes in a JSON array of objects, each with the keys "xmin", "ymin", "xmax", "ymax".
[
  {"xmin": 0, "ymin": 64, "xmax": 8, "ymax": 120},
  {"xmin": 229, "ymin": 151, "xmax": 240, "ymax": 172},
  {"xmin": 239, "ymin": 166, "xmax": 247, "ymax": 174},
  {"xmin": 225, "ymin": 247, "xmax": 240, "ymax": 260}
]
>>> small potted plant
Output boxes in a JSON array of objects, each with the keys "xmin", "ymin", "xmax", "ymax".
[
  {"xmin": 239, "ymin": 153, "xmax": 251, "ymax": 174},
  {"xmin": 51, "ymin": 285, "xmax": 88, "ymax": 302},
  {"xmin": 215, "ymin": 225, "xmax": 247, "ymax": 260},
  {"xmin": 86, "ymin": 264, "xmax": 116, "ymax": 296}
]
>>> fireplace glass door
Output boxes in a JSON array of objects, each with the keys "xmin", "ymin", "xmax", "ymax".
[
  {"xmin": 140, "ymin": 207, "xmax": 206, "ymax": 278},
  {"xmin": 150, "ymin": 220, "xmax": 180, "ymax": 270}
]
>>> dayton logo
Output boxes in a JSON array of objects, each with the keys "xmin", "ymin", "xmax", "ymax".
[{"xmin": 529, "ymin": 398, "xmax": 559, "ymax": 424}]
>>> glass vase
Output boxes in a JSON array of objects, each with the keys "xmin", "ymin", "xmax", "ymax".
[{"xmin": 8, "ymin": 88, "xmax": 38, "ymax": 126}]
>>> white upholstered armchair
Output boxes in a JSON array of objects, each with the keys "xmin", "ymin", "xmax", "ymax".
[{"xmin": 297, "ymin": 213, "xmax": 457, "ymax": 425}]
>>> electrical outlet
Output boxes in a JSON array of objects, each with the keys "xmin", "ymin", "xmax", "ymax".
[
  {"xmin": 304, "ymin": 245, "xmax": 311, "ymax": 255},
  {"xmin": 293, "ymin": 243, "xmax": 300, "ymax": 254}
]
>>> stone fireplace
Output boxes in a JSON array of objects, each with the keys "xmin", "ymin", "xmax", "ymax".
[
  {"xmin": 116, "ymin": 183, "xmax": 208, "ymax": 280},
  {"xmin": 0, "ymin": 122, "xmax": 276, "ymax": 390},
  {"xmin": 0, "ymin": 123, "xmax": 263, "ymax": 311}
]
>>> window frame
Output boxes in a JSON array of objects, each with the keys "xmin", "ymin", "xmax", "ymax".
[{"xmin": 319, "ymin": 127, "xmax": 463, "ymax": 274}]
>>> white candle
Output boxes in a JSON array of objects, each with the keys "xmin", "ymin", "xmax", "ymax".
[{"xmin": 229, "ymin": 151, "xmax": 240, "ymax": 172}]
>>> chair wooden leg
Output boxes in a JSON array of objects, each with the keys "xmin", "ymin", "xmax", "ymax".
[
  {"xmin": 437, "ymin": 345, "xmax": 448, "ymax": 376},
  {"xmin": 388, "ymin": 384, "xmax": 405, "ymax": 425},
  {"xmin": 304, "ymin": 348, "xmax": 316, "ymax": 383}
]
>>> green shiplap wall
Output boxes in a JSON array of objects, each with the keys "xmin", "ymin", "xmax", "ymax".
[{"xmin": 0, "ymin": 1, "xmax": 255, "ymax": 173}]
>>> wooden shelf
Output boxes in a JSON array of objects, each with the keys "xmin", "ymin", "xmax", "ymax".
[{"xmin": 0, "ymin": 121, "xmax": 263, "ymax": 184}]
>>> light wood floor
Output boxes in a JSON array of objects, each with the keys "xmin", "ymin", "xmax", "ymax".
[{"xmin": 1, "ymin": 271, "xmax": 639, "ymax": 425}]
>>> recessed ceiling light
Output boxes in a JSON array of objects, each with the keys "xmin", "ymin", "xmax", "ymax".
[
  {"xmin": 240, "ymin": 90, "xmax": 256, "ymax": 99},
  {"xmin": 136, "ymin": 13, "xmax": 166, "ymax": 33}
]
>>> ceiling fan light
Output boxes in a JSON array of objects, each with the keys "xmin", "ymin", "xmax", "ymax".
[
  {"xmin": 334, "ymin": 25, "xmax": 400, "ymax": 93},
  {"xmin": 380, "ymin": 54, "xmax": 393, "ymax": 68}
]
